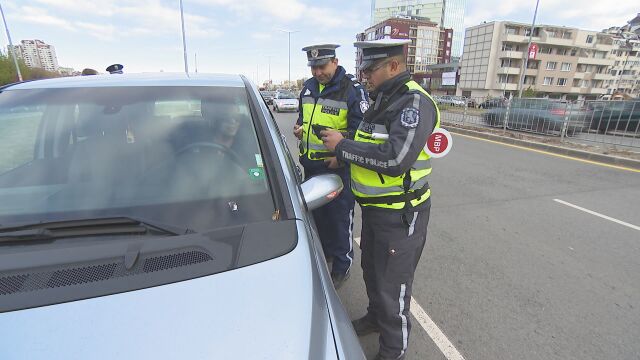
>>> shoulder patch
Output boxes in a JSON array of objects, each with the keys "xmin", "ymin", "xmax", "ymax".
[
  {"xmin": 400, "ymin": 108, "xmax": 420, "ymax": 129},
  {"xmin": 304, "ymin": 89, "xmax": 311, "ymax": 96},
  {"xmin": 360, "ymin": 100, "xmax": 370, "ymax": 113}
]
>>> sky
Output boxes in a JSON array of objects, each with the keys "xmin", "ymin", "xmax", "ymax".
[{"xmin": 0, "ymin": 0, "xmax": 638, "ymax": 84}]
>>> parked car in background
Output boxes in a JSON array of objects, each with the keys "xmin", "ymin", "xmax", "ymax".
[
  {"xmin": 483, "ymin": 98, "xmax": 589, "ymax": 136},
  {"xmin": 586, "ymin": 100, "xmax": 640, "ymax": 134},
  {"xmin": 0, "ymin": 73, "xmax": 364, "ymax": 360},
  {"xmin": 260, "ymin": 90, "xmax": 275, "ymax": 105},
  {"xmin": 273, "ymin": 91, "xmax": 299, "ymax": 113},
  {"xmin": 478, "ymin": 97, "xmax": 507, "ymax": 109},
  {"xmin": 436, "ymin": 95, "xmax": 466, "ymax": 107}
]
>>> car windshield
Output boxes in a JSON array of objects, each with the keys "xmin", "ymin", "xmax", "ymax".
[{"xmin": 0, "ymin": 86, "xmax": 274, "ymax": 231}]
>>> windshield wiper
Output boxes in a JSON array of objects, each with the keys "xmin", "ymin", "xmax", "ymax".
[{"xmin": 0, "ymin": 217, "xmax": 194, "ymax": 244}]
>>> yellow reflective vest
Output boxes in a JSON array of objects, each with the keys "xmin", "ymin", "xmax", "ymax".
[{"xmin": 350, "ymin": 80, "xmax": 440, "ymax": 210}]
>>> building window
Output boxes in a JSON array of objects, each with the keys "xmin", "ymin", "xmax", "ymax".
[
  {"xmin": 543, "ymin": 77, "xmax": 554, "ymax": 85},
  {"xmin": 561, "ymin": 63, "xmax": 571, "ymax": 71},
  {"xmin": 570, "ymin": 48, "xmax": 577, "ymax": 56},
  {"xmin": 546, "ymin": 61, "xmax": 557, "ymax": 70},
  {"xmin": 586, "ymin": 35, "xmax": 594, "ymax": 44},
  {"xmin": 557, "ymin": 78, "xmax": 567, "ymax": 86}
]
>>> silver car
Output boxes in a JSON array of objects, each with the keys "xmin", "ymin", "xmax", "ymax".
[{"xmin": 0, "ymin": 73, "xmax": 364, "ymax": 359}]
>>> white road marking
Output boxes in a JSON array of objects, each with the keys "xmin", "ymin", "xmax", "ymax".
[
  {"xmin": 554, "ymin": 199, "xmax": 640, "ymax": 232},
  {"xmin": 353, "ymin": 237, "xmax": 466, "ymax": 360}
]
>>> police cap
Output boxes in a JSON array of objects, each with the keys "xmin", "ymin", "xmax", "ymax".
[
  {"xmin": 354, "ymin": 39, "xmax": 411, "ymax": 72},
  {"xmin": 301, "ymin": 44, "xmax": 340, "ymax": 67},
  {"xmin": 106, "ymin": 64, "xmax": 124, "ymax": 74}
]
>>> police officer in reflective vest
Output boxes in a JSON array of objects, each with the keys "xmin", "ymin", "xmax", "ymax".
[
  {"xmin": 321, "ymin": 39, "xmax": 440, "ymax": 360},
  {"xmin": 293, "ymin": 44, "xmax": 369, "ymax": 288}
]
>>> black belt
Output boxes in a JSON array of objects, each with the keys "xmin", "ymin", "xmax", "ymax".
[{"xmin": 355, "ymin": 183, "xmax": 430, "ymax": 205}]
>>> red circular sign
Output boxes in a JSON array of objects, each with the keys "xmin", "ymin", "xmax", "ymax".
[{"xmin": 427, "ymin": 131, "xmax": 449, "ymax": 154}]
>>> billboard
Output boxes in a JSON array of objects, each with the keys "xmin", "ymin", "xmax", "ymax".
[{"xmin": 442, "ymin": 71, "xmax": 457, "ymax": 86}]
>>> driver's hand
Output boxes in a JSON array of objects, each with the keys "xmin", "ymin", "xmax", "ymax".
[{"xmin": 293, "ymin": 124, "xmax": 303, "ymax": 140}]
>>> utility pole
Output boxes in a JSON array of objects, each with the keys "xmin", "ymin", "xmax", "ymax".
[
  {"xmin": 194, "ymin": 53, "xmax": 198, "ymax": 73},
  {"xmin": 0, "ymin": 3, "xmax": 22, "ymax": 81},
  {"xmin": 179, "ymin": 0, "xmax": 189, "ymax": 74},
  {"xmin": 517, "ymin": 0, "xmax": 540, "ymax": 98}
]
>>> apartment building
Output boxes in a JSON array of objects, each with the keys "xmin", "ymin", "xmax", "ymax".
[
  {"xmin": 356, "ymin": 16, "xmax": 453, "ymax": 81},
  {"xmin": 457, "ymin": 21, "xmax": 616, "ymax": 101},
  {"xmin": 9, "ymin": 40, "xmax": 59, "ymax": 73}
]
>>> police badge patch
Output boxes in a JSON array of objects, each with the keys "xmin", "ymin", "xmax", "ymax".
[
  {"xmin": 360, "ymin": 100, "xmax": 370, "ymax": 113},
  {"xmin": 400, "ymin": 108, "xmax": 420, "ymax": 128}
]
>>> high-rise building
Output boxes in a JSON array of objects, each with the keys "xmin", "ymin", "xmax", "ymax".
[
  {"xmin": 371, "ymin": 0, "xmax": 467, "ymax": 57},
  {"xmin": 457, "ymin": 21, "xmax": 618, "ymax": 101},
  {"xmin": 9, "ymin": 40, "xmax": 59, "ymax": 72},
  {"xmin": 356, "ymin": 16, "xmax": 453, "ymax": 83},
  {"xmin": 442, "ymin": 0, "xmax": 466, "ymax": 60}
]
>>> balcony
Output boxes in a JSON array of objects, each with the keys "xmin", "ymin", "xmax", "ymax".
[
  {"xmin": 496, "ymin": 67, "xmax": 521, "ymax": 75},
  {"xmin": 593, "ymin": 73, "xmax": 614, "ymax": 81},
  {"xmin": 577, "ymin": 57, "xmax": 614, "ymax": 66},
  {"xmin": 504, "ymin": 34, "xmax": 540, "ymax": 43},
  {"xmin": 493, "ymin": 83, "xmax": 518, "ymax": 91},
  {"xmin": 499, "ymin": 50, "xmax": 524, "ymax": 59},
  {"xmin": 573, "ymin": 72, "xmax": 586, "ymax": 79},
  {"xmin": 540, "ymin": 35, "xmax": 574, "ymax": 47}
]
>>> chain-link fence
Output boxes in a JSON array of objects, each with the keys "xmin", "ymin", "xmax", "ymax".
[{"xmin": 435, "ymin": 96, "xmax": 640, "ymax": 150}]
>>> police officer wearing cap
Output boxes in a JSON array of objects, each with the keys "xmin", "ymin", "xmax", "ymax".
[
  {"xmin": 293, "ymin": 44, "xmax": 369, "ymax": 289},
  {"xmin": 106, "ymin": 64, "xmax": 124, "ymax": 74},
  {"xmin": 321, "ymin": 39, "xmax": 440, "ymax": 360}
]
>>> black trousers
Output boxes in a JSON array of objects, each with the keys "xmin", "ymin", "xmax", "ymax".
[{"xmin": 360, "ymin": 202, "xmax": 431, "ymax": 358}]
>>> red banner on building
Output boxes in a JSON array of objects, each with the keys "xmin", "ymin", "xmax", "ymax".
[{"xmin": 528, "ymin": 43, "xmax": 539, "ymax": 59}]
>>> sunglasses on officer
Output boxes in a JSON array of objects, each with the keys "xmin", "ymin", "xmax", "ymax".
[{"xmin": 362, "ymin": 58, "xmax": 392, "ymax": 77}]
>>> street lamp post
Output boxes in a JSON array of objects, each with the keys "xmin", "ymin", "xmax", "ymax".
[
  {"xmin": 279, "ymin": 29, "xmax": 299, "ymax": 86},
  {"xmin": 179, "ymin": 0, "xmax": 189, "ymax": 74},
  {"xmin": 517, "ymin": 0, "xmax": 540, "ymax": 98},
  {"xmin": 0, "ymin": 3, "xmax": 22, "ymax": 82}
]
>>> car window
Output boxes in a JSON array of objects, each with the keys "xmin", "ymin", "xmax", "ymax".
[
  {"xmin": 0, "ymin": 86, "xmax": 274, "ymax": 231},
  {"xmin": 0, "ymin": 104, "xmax": 44, "ymax": 174}
]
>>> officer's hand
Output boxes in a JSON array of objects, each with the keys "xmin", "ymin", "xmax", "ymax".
[
  {"xmin": 324, "ymin": 157, "xmax": 340, "ymax": 169},
  {"xmin": 293, "ymin": 124, "xmax": 303, "ymax": 140},
  {"xmin": 321, "ymin": 130, "xmax": 343, "ymax": 151}
]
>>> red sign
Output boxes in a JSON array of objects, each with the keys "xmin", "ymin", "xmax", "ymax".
[
  {"xmin": 528, "ymin": 43, "xmax": 539, "ymax": 59},
  {"xmin": 424, "ymin": 129, "xmax": 452, "ymax": 158}
]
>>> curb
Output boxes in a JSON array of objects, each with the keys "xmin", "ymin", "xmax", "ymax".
[{"xmin": 446, "ymin": 126, "xmax": 640, "ymax": 170}]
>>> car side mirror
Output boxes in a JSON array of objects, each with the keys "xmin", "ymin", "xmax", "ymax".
[{"xmin": 301, "ymin": 174, "xmax": 343, "ymax": 211}]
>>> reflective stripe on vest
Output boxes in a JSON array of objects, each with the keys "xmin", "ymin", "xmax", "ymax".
[
  {"xmin": 301, "ymin": 90, "xmax": 349, "ymax": 160},
  {"xmin": 350, "ymin": 80, "xmax": 441, "ymax": 209}
]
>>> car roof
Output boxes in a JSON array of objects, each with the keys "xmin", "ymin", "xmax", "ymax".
[{"xmin": 4, "ymin": 73, "xmax": 247, "ymax": 90}]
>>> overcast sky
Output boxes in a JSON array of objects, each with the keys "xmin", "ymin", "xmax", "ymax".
[{"xmin": 1, "ymin": 0, "xmax": 637, "ymax": 84}]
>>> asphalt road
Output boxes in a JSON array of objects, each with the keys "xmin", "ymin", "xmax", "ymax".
[{"xmin": 273, "ymin": 111, "xmax": 640, "ymax": 360}]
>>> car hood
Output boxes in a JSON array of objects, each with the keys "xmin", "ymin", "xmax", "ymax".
[{"xmin": 0, "ymin": 237, "xmax": 338, "ymax": 360}]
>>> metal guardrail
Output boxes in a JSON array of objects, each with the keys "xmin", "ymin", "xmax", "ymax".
[{"xmin": 434, "ymin": 96, "xmax": 640, "ymax": 149}]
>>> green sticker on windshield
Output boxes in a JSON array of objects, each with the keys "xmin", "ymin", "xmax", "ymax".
[{"xmin": 249, "ymin": 168, "xmax": 265, "ymax": 180}]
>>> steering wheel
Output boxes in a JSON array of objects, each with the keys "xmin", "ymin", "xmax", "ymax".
[{"xmin": 176, "ymin": 142, "xmax": 243, "ymax": 168}]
